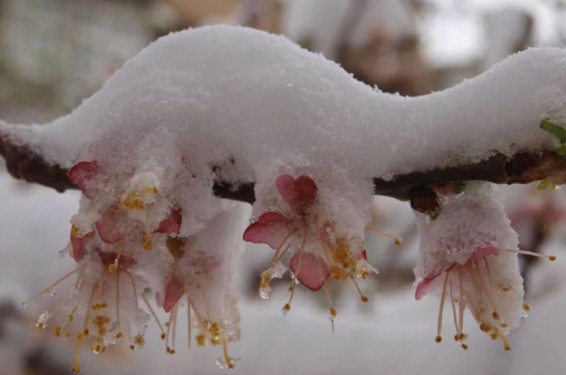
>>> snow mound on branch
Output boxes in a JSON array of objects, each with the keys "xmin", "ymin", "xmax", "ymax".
[{"xmin": 4, "ymin": 25, "xmax": 566, "ymax": 185}]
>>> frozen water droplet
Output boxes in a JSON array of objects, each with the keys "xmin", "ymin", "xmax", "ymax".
[
  {"xmin": 48, "ymin": 289, "xmax": 57, "ymax": 297},
  {"xmin": 259, "ymin": 286, "xmax": 271, "ymax": 300},
  {"xmin": 21, "ymin": 302, "xmax": 29, "ymax": 311},
  {"xmin": 36, "ymin": 311, "xmax": 50, "ymax": 329},
  {"xmin": 215, "ymin": 356, "xmax": 240, "ymax": 369},
  {"xmin": 215, "ymin": 358, "xmax": 226, "ymax": 369},
  {"xmin": 271, "ymin": 262, "xmax": 287, "ymax": 279}
]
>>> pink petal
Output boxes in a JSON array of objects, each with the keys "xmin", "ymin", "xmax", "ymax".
[
  {"xmin": 295, "ymin": 175, "xmax": 317, "ymax": 203},
  {"xmin": 289, "ymin": 251, "xmax": 329, "ymax": 291},
  {"xmin": 68, "ymin": 161, "xmax": 99, "ymax": 199},
  {"xmin": 415, "ymin": 272, "xmax": 441, "ymax": 300},
  {"xmin": 96, "ymin": 204, "xmax": 126, "ymax": 244},
  {"xmin": 471, "ymin": 244, "xmax": 501, "ymax": 260},
  {"xmin": 275, "ymin": 174, "xmax": 317, "ymax": 214},
  {"xmin": 155, "ymin": 208, "xmax": 182, "ymax": 234},
  {"xmin": 361, "ymin": 250, "xmax": 367, "ymax": 260},
  {"xmin": 70, "ymin": 231, "xmax": 94, "ymax": 262},
  {"xmin": 243, "ymin": 211, "xmax": 292, "ymax": 249},
  {"xmin": 163, "ymin": 275, "xmax": 185, "ymax": 313}
]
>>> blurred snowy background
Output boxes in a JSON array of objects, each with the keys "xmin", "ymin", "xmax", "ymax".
[{"xmin": 1, "ymin": 0, "xmax": 566, "ymax": 374}]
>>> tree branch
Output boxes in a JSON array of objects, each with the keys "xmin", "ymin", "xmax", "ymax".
[{"xmin": 1, "ymin": 128, "xmax": 562, "ymax": 206}]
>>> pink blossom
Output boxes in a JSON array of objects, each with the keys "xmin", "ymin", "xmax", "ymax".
[
  {"xmin": 244, "ymin": 174, "xmax": 374, "ymax": 315},
  {"xmin": 413, "ymin": 183, "xmax": 548, "ymax": 351}
]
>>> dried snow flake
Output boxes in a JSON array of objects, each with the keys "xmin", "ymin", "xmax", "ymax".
[
  {"xmin": 414, "ymin": 183, "xmax": 555, "ymax": 350},
  {"xmin": 244, "ymin": 174, "xmax": 376, "ymax": 319}
]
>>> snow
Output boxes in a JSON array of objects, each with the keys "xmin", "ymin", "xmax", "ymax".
[{"xmin": 1, "ymin": 25, "xmax": 564, "ymax": 191}]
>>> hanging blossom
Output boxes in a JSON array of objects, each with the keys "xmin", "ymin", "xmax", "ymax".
[
  {"xmin": 414, "ymin": 183, "xmax": 555, "ymax": 350},
  {"xmin": 23, "ymin": 225, "xmax": 151, "ymax": 373},
  {"xmin": 23, "ymin": 158, "xmax": 191, "ymax": 373},
  {"xmin": 152, "ymin": 201, "xmax": 247, "ymax": 369},
  {"xmin": 243, "ymin": 173, "xmax": 376, "ymax": 321}
]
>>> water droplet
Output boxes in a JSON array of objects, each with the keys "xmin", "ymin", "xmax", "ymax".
[
  {"xmin": 259, "ymin": 286, "xmax": 271, "ymax": 300},
  {"xmin": 48, "ymin": 289, "xmax": 57, "ymax": 297},
  {"xmin": 21, "ymin": 302, "xmax": 29, "ymax": 310}
]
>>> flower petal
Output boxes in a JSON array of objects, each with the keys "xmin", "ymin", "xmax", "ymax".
[
  {"xmin": 243, "ymin": 211, "xmax": 292, "ymax": 249},
  {"xmin": 155, "ymin": 208, "xmax": 182, "ymax": 234},
  {"xmin": 163, "ymin": 275, "xmax": 185, "ymax": 313},
  {"xmin": 289, "ymin": 251, "xmax": 329, "ymax": 291},
  {"xmin": 68, "ymin": 161, "xmax": 99, "ymax": 199},
  {"xmin": 415, "ymin": 272, "xmax": 441, "ymax": 300},
  {"xmin": 96, "ymin": 204, "xmax": 126, "ymax": 244},
  {"xmin": 70, "ymin": 231, "xmax": 94, "ymax": 262},
  {"xmin": 275, "ymin": 174, "xmax": 317, "ymax": 213}
]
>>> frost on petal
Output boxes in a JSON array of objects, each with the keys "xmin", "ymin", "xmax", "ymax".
[
  {"xmin": 275, "ymin": 174, "xmax": 317, "ymax": 214},
  {"xmin": 289, "ymin": 251, "xmax": 329, "ymax": 291},
  {"xmin": 242, "ymin": 211, "xmax": 292, "ymax": 249},
  {"xmin": 68, "ymin": 161, "xmax": 99, "ymax": 199}
]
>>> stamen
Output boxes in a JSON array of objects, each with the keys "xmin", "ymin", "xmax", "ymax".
[
  {"xmin": 324, "ymin": 287, "xmax": 337, "ymax": 333},
  {"xmin": 506, "ymin": 249, "xmax": 556, "ymax": 261},
  {"xmin": 366, "ymin": 226, "xmax": 403, "ymax": 246},
  {"xmin": 283, "ymin": 282, "xmax": 295, "ymax": 315},
  {"xmin": 283, "ymin": 228, "xmax": 309, "ymax": 314},
  {"xmin": 116, "ymin": 272, "xmax": 120, "ymax": 329},
  {"xmin": 73, "ymin": 282, "xmax": 97, "ymax": 373},
  {"xmin": 22, "ymin": 269, "xmax": 77, "ymax": 307},
  {"xmin": 436, "ymin": 273, "xmax": 450, "ymax": 343},
  {"xmin": 350, "ymin": 276, "xmax": 369, "ymax": 303},
  {"xmin": 187, "ymin": 298, "xmax": 192, "ymax": 350},
  {"xmin": 271, "ymin": 229, "xmax": 297, "ymax": 267},
  {"xmin": 221, "ymin": 336, "xmax": 235, "ymax": 369},
  {"xmin": 171, "ymin": 306, "xmax": 179, "ymax": 354},
  {"xmin": 457, "ymin": 268, "xmax": 467, "ymax": 347},
  {"xmin": 449, "ymin": 280, "xmax": 460, "ymax": 342},
  {"xmin": 141, "ymin": 293, "xmax": 166, "ymax": 339}
]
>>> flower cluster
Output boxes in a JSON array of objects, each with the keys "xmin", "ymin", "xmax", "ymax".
[
  {"xmin": 25, "ymin": 160, "xmax": 245, "ymax": 372},
  {"xmin": 243, "ymin": 174, "xmax": 376, "ymax": 320},
  {"xmin": 25, "ymin": 161, "xmax": 557, "ymax": 373}
]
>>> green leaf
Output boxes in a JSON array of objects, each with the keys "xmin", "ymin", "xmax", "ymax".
[{"xmin": 540, "ymin": 118, "xmax": 566, "ymax": 143}]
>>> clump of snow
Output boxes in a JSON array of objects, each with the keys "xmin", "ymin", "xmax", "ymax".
[{"xmin": 416, "ymin": 183, "xmax": 519, "ymax": 275}]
